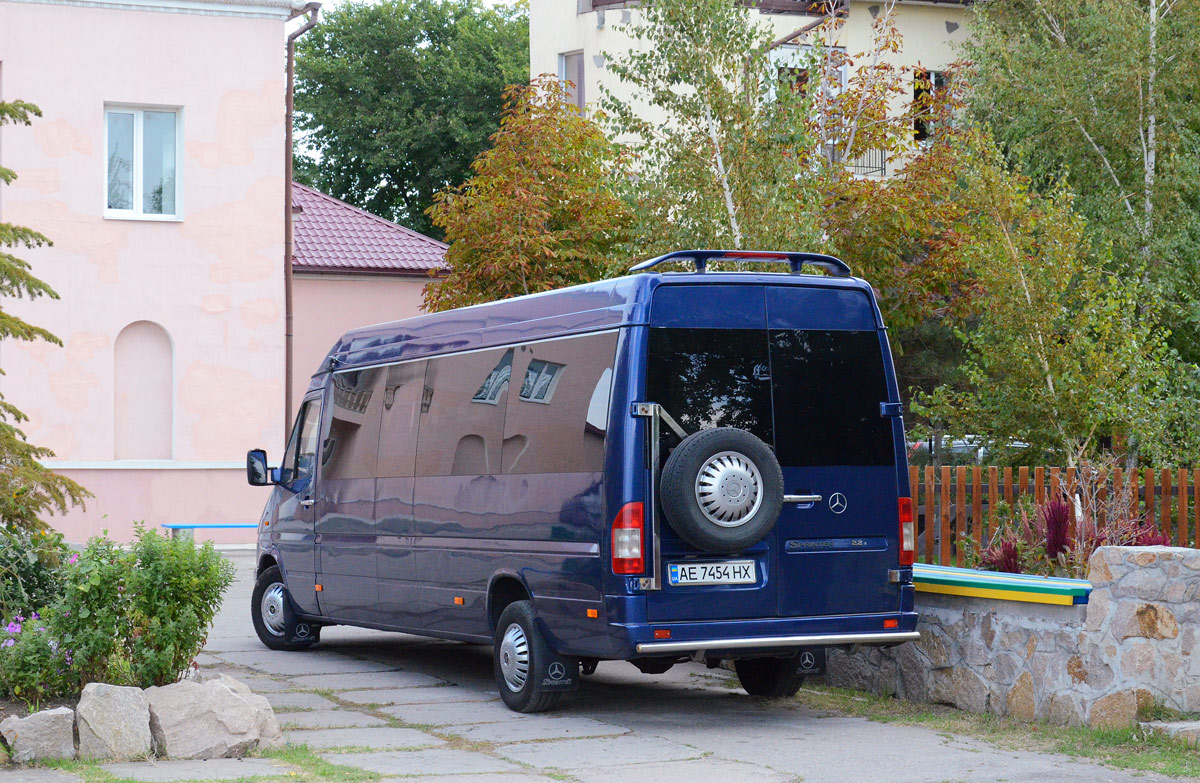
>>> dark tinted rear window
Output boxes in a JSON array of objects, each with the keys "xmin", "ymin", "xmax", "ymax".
[
  {"xmin": 770, "ymin": 329, "xmax": 895, "ymax": 466},
  {"xmin": 646, "ymin": 328, "xmax": 774, "ymax": 451}
]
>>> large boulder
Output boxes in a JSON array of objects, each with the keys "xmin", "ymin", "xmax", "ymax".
[
  {"xmin": 0, "ymin": 706, "xmax": 76, "ymax": 762},
  {"xmin": 76, "ymin": 683, "xmax": 153, "ymax": 760},
  {"xmin": 146, "ymin": 675, "xmax": 283, "ymax": 759}
]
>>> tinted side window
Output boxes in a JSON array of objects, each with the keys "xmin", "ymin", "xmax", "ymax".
[
  {"xmin": 320, "ymin": 368, "xmax": 384, "ymax": 480},
  {"xmin": 417, "ymin": 348, "xmax": 513, "ymax": 476},
  {"xmin": 377, "ymin": 361, "xmax": 428, "ymax": 478},
  {"xmin": 770, "ymin": 330, "xmax": 895, "ymax": 466},
  {"xmin": 502, "ymin": 332, "xmax": 618, "ymax": 474},
  {"xmin": 646, "ymin": 328, "xmax": 774, "ymax": 452},
  {"xmin": 282, "ymin": 399, "xmax": 322, "ymax": 485}
]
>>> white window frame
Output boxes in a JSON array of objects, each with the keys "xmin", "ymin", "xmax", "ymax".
[
  {"xmin": 557, "ymin": 50, "xmax": 585, "ymax": 109},
  {"xmin": 519, "ymin": 360, "xmax": 565, "ymax": 404},
  {"xmin": 103, "ymin": 104, "xmax": 183, "ymax": 221},
  {"xmin": 767, "ymin": 44, "xmax": 847, "ymax": 103}
]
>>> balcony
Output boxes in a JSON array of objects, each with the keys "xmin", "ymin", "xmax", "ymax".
[{"xmin": 847, "ymin": 147, "xmax": 887, "ymax": 178}]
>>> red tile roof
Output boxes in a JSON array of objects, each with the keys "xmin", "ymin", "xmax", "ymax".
[{"xmin": 291, "ymin": 184, "xmax": 446, "ymax": 275}]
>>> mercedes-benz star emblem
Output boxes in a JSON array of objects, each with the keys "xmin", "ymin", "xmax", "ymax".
[
  {"xmin": 800, "ymin": 651, "xmax": 816, "ymax": 669},
  {"xmin": 828, "ymin": 493, "xmax": 848, "ymax": 514},
  {"xmin": 548, "ymin": 662, "xmax": 566, "ymax": 680}
]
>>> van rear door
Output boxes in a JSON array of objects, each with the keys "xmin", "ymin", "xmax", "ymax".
[
  {"xmin": 643, "ymin": 284, "xmax": 776, "ymax": 622},
  {"xmin": 641, "ymin": 282, "xmax": 904, "ymax": 623},
  {"xmin": 765, "ymin": 286, "xmax": 902, "ymax": 617}
]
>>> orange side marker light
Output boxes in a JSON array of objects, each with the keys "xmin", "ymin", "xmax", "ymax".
[{"xmin": 587, "ymin": 608, "xmax": 599, "ymax": 618}]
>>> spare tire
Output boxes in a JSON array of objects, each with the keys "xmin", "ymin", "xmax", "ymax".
[{"xmin": 660, "ymin": 427, "xmax": 784, "ymax": 553}]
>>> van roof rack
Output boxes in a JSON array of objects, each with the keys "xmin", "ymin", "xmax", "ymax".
[{"xmin": 629, "ymin": 249, "xmax": 852, "ymax": 277}]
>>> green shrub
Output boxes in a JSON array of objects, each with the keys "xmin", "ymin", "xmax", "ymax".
[
  {"xmin": 124, "ymin": 526, "xmax": 234, "ymax": 686},
  {"xmin": 0, "ymin": 523, "xmax": 68, "ymax": 620},
  {"xmin": 0, "ymin": 609, "xmax": 70, "ymax": 704},
  {"xmin": 0, "ymin": 526, "xmax": 235, "ymax": 701},
  {"xmin": 53, "ymin": 535, "xmax": 129, "ymax": 689}
]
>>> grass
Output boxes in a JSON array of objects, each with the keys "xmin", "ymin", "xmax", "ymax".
[
  {"xmin": 794, "ymin": 682, "xmax": 1200, "ymax": 778},
  {"xmin": 1139, "ymin": 700, "xmax": 1200, "ymax": 724},
  {"xmin": 261, "ymin": 744, "xmax": 383, "ymax": 781},
  {"xmin": 37, "ymin": 746, "xmax": 385, "ymax": 783}
]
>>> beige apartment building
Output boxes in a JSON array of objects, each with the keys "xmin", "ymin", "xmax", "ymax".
[{"xmin": 530, "ymin": 0, "xmax": 972, "ymax": 176}]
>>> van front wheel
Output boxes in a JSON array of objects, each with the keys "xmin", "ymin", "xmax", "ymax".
[
  {"xmin": 251, "ymin": 565, "xmax": 319, "ymax": 652},
  {"xmin": 493, "ymin": 601, "xmax": 563, "ymax": 713},
  {"xmin": 734, "ymin": 657, "xmax": 806, "ymax": 698}
]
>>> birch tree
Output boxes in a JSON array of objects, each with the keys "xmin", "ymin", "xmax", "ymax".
[
  {"xmin": 601, "ymin": 0, "xmax": 824, "ymax": 254},
  {"xmin": 965, "ymin": 0, "xmax": 1200, "ymax": 359},
  {"xmin": 909, "ymin": 133, "xmax": 1200, "ymax": 466}
]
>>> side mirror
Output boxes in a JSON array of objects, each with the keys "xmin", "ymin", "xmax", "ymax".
[{"xmin": 246, "ymin": 449, "xmax": 274, "ymax": 486}]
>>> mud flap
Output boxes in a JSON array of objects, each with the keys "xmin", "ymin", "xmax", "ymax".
[
  {"xmin": 533, "ymin": 620, "xmax": 579, "ymax": 691},
  {"xmin": 289, "ymin": 622, "xmax": 320, "ymax": 646},
  {"xmin": 795, "ymin": 646, "xmax": 826, "ymax": 676}
]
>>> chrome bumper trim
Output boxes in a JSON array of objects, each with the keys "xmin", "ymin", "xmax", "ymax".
[{"xmin": 634, "ymin": 630, "xmax": 920, "ymax": 654}]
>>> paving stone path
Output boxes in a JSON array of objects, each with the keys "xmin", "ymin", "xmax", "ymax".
[{"xmin": 4, "ymin": 552, "xmax": 1193, "ymax": 783}]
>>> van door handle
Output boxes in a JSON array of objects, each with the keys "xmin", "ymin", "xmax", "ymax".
[
  {"xmin": 300, "ymin": 498, "xmax": 316, "ymax": 508},
  {"xmin": 784, "ymin": 494, "xmax": 822, "ymax": 504}
]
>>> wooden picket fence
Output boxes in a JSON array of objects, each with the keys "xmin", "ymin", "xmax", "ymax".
[{"xmin": 910, "ymin": 466, "xmax": 1200, "ymax": 566}]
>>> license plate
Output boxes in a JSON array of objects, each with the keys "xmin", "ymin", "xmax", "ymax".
[{"xmin": 667, "ymin": 560, "xmax": 756, "ymax": 586}]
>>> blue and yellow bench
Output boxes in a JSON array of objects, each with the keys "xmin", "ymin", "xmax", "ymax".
[{"xmin": 913, "ymin": 563, "xmax": 1091, "ymax": 606}]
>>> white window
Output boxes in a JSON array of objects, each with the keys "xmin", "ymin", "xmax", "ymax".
[
  {"xmin": 558, "ymin": 51, "xmax": 585, "ymax": 110},
  {"xmin": 472, "ymin": 349, "xmax": 514, "ymax": 405},
  {"xmin": 519, "ymin": 360, "xmax": 565, "ymax": 403},
  {"xmin": 105, "ymin": 105, "xmax": 181, "ymax": 219}
]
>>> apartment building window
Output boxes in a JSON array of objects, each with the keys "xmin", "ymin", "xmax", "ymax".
[
  {"xmin": 770, "ymin": 44, "xmax": 845, "ymax": 102},
  {"xmin": 105, "ymin": 106, "xmax": 181, "ymax": 219},
  {"xmin": 914, "ymin": 70, "xmax": 949, "ymax": 142},
  {"xmin": 558, "ymin": 51, "xmax": 585, "ymax": 109}
]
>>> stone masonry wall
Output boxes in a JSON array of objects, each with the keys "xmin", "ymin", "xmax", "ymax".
[{"xmin": 826, "ymin": 546, "xmax": 1200, "ymax": 728}]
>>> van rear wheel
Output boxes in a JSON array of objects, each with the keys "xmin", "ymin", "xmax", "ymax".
[
  {"xmin": 661, "ymin": 428, "xmax": 784, "ymax": 553},
  {"xmin": 493, "ymin": 601, "xmax": 564, "ymax": 713},
  {"xmin": 734, "ymin": 657, "xmax": 806, "ymax": 698},
  {"xmin": 251, "ymin": 565, "xmax": 319, "ymax": 652}
]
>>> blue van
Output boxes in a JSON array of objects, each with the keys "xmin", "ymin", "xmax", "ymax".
[{"xmin": 246, "ymin": 250, "xmax": 918, "ymax": 712}]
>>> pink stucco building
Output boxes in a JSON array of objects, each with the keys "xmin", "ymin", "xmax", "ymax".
[{"xmin": 0, "ymin": 0, "xmax": 443, "ymax": 543}]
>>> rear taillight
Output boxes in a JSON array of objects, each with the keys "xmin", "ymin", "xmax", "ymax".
[
  {"xmin": 611, "ymin": 502, "xmax": 644, "ymax": 575},
  {"xmin": 898, "ymin": 497, "xmax": 915, "ymax": 566}
]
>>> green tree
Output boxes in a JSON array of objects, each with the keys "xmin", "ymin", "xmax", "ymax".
[
  {"xmin": 424, "ymin": 77, "xmax": 632, "ymax": 311},
  {"xmin": 602, "ymin": 0, "xmax": 824, "ymax": 254},
  {"xmin": 911, "ymin": 131, "xmax": 1200, "ymax": 466},
  {"xmin": 295, "ymin": 0, "xmax": 528, "ymax": 238},
  {"xmin": 964, "ymin": 0, "xmax": 1200, "ymax": 362},
  {"xmin": 0, "ymin": 100, "xmax": 89, "ymax": 534}
]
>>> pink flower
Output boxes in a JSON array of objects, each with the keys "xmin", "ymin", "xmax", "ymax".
[
  {"xmin": 4, "ymin": 622, "xmax": 20, "ymax": 634},
  {"xmin": 68, "ymin": 554, "xmax": 79, "ymax": 565}
]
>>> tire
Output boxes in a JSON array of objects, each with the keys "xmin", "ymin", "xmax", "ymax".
[
  {"xmin": 735, "ymin": 657, "xmax": 806, "ymax": 698},
  {"xmin": 493, "ymin": 601, "xmax": 563, "ymax": 713},
  {"xmin": 660, "ymin": 428, "xmax": 784, "ymax": 553},
  {"xmin": 251, "ymin": 565, "xmax": 319, "ymax": 652}
]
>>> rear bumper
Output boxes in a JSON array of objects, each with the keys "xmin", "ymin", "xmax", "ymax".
[{"xmin": 634, "ymin": 629, "xmax": 920, "ymax": 654}]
